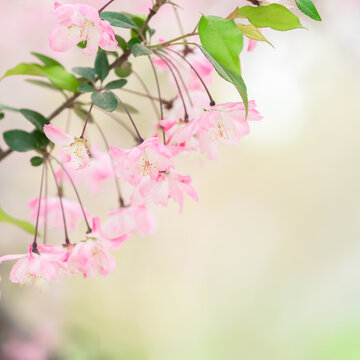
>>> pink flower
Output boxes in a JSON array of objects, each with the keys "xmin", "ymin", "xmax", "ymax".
[
  {"xmin": 44, "ymin": 124, "xmax": 89, "ymax": 170},
  {"xmin": 67, "ymin": 217, "xmax": 127, "ymax": 278},
  {"xmin": 0, "ymin": 245, "xmax": 67, "ymax": 288},
  {"xmin": 172, "ymin": 101, "xmax": 263, "ymax": 160},
  {"xmin": 56, "ymin": 145, "xmax": 113, "ymax": 194},
  {"xmin": 109, "ymin": 137, "xmax": 174, "ymax": 186},
  {"xmin": 102, "ymin": 204, "xmax": 157, "ymax": 238},
  {"xmin": 132, "ymin": 172, "xmax": 199, "ymax": 213},
  {"xmin": 28, "ymin": 196, "xmax": 91, "ymax": 232},
  {"xmin": 49, "ymin": 2, "xmax": 117, "ymax": 56}
]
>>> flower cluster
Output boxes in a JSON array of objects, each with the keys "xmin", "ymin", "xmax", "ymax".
[{"xmin": 0, "ymin": 1, "xmax": 268, "ymax": 289}]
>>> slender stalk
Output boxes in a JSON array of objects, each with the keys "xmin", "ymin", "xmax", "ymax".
[
  {"xmin": 166, "ymin": 48, "xmax": 216, "ymax": 106},
  {"xmin": 47, "ymin": 160, "xmax": 70, "ymax": 245},
  {"xmin": 31, "ymin": 163, "xmax": 46, "ymax": 253},
  {"xmin": 120, "ymin": 88, "xmax": 172, "ymax": 107},
  {"xmin": 147, "ymin": 56, "xmax": 166, "ymax": 144},
  {"xmin": 80, "ymin": 103, "xmax": 94, "ymax": 139},
  {"xmin": 132, "ymin": 69, "xmax": 160, "ymax": 119},
  {"xmin": 49, "ymin": 155, "xmax": 92, "ymax": 233},
  {"xmin": 43, "ymin": 161, "xmax": 48, "ymax": 244},
  {"xmin": 155, "ymin": 51, "xmax": 189, "ymax": 122},
  {"xmin": 150, "ymin": 32, "xmax": 198, "ymax": 49},
  {"xmin": 116, "ymin": 96, "xmax": 144, "ymax": 142},
  {"xmin": 160, "ymin": 51, "xmax": 193, "ymax": 107},
  {"xmin": 98, "ymin": 0, "xmax": 115, "ymax": 13},
  {"xmin": 93, "ymin": 120, "xmax": 125, "ymax": 207},
  {"xmin": 95, "ymin": 107, "xmax": 139, "ymax": 142}
]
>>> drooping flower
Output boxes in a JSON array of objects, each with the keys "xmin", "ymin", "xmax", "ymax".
[
  {"xmin": 102, "ymin": 204, "xmax": 157, "ymax": 238},
  {"xmin": 56, "ymin": 145, "xmax": 113, "ymax": 194},
  {"xmin": 49, "ymin": 2, "xmax": 118, "ymax": 56},
  {"xmin": 28, "ymin": 196, "xmax": 91, "ymax": 232},
  {"xmin": 0, "ymin": 245, "xmax": 67, "ymax": 289},
  {"xmin": 109, "ymin": 137, "xmax": 174, "ymax": 186},
  {"xmin": 170, "ymin": 101, "xmax": 263, "ymax": 160},
  {"xmin": 66, "ymin": 217, "xmax": 127, "ymax": 278},
  {"xmin": 44, "ymin": 124, "xmax": 89, "ymax": 170},
  {"xmin": 132, "ymin": 172, "xmax": 199, "ymax": 213}
]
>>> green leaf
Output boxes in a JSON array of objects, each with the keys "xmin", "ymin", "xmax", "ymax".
[
  {"xmin": 30, "ymin": 156, "xmax": 43, "ymax": 167},
  {"xmin": 198, "ymin": 15, "xmax": 243, "ymax": 75},
  {"xmin": 130, "ymin": 43, "xmax": 153, "ymax": 57},
  {"xmin": 91, "ymin": 91, "xmax": 118, "ymax": 112},
  {"xmin": 32, "ymin": 130, "xmax": 50, "ymax": 150},
  {"xmin": 31, "ymin": 52, "xmax": 63, "ymax": 68},
  {"xmin": 78, "ymin": 84, "xmax": 94, "ymax": 93},
  {"xmin": 42, "ymin": 66, "xmax": 80, "ymax": 92},
  {"xmin": 0, "ymin": 205, "xmax": 37, "ymax": 235},
  {"xmin": 130, "ymin": 15, "xmax": 155, "ymax": 38},
  {"xmin": 72, "ymin": 67, "xmax": 96, "ymax": 82},
  {"xmin": 236, "ymin": 23, "xmax": 273, "ymax": 47},
  {"xmin": 26, "ymin": 79, "xmax": 63, "ymax": 92},
  {"xmin": 3, "ymin": 130, "xmax": 37, "ymax": 152},
  {"xmin": 0, "ymin": 112, "xmax": 4, "ymax": 120},
  {"xmin": 115, "ymin": 62, "xmax": 132, "ymax": 78},
  {"xmin": 115, "ymin": 35, "xmax": 127, "ymax": 52},
  {"xmin": 197, "ymin": 45, "xmax": 248, "ymax": 116},
  {"xmin": 100, "ymin": 12, "xmax": 138, "ymax": 29},
  {"xmin": 95, "ymin": 52, "xmax": 109, "ymax": 82},
  {"xmin": 105, "ymin": 79, "xmax": 127, "ymax": 90},
  {"xmin": 295, "ymin": 0, "xmax": 322, "ymax": 21},
  {"xmin": 19, "ymin": 109, "xmax": 49, "ymax": 131},
  {"xmin": 0, "ymin": 63, "xmax": 45, "ymax": 81},
  {"xmin": 237, "ymin": 4, "xmax": 303, "ymax": 31},
  {"xmin": 0, "ymin": 103, "xmax": 18, "ymax": 112}
]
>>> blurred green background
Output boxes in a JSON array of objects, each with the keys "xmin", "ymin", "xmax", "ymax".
[{"xmin": 0, "ymin": 0, "xmax": 360, "ymax": 359}]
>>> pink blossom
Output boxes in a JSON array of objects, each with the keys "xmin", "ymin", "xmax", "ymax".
[
  {"xmin": 132, "ymin": 172, "xmax": 199, "ymax": 213},
  {"xmin": 0, "ymin": 245, "xmax": 67, "ymax": 288},
  {"xmin": 49, "ymin": 2, "xmax": 117, "ymax": 56},
  {"xmin": 44, "ymin": 124, "xmax": 89, "ymax": 170},
  {"xmin": 109, "ymin": 137, "xmax": 174, "ymax": 186},
  {"xmin": 67, "ymin": 217, "xmax": 127, "ymax": 278},
  {"xmin": 102, "ymin": 204, "xmax": 157, "ymax": 238},
  {"xmin": 170, "ymin": 101, "xmax": 263, "ymax": 160},
  {"xmin": 28, "ymin": 196, "xmax": 91, "ymax": 232},
  {"xmin": 56, "ymin": 145, "xmax": 113, "ymax": 194}
]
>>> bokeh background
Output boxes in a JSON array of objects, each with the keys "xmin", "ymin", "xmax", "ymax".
[{"xmin": 1, "ymin": 0, "xmax": 360, "ymax": 359}]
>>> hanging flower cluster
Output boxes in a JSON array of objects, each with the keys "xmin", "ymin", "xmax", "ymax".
[{"xmin": 0, "ymin": 0, "xmax": 321, "ymax": 288}]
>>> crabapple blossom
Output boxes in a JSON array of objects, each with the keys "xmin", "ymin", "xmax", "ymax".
[
  {"xmin": 49, "ymin": 2, "xmax": 117, "ymax": 56},
  {"xmin": 109, "ymin": 137, "xmax": 174, "ymax": 186},
  {"xmin": 170, "ymin": 101, "xmax": 263, "ymax": 160},
  {"xmin": 0, "ymin": 245, "xmax": 67, "ymax": 289},
  {"xmin": 131, "ymin": 172, "xmax": 199, "ymax": 213},
  {"xmin": 28, "ymin": 196, "xmax": 91, "ymax": 231},
  {"xmin": 66, "ymin": 217, "xmax": 127, "ymax": 278},
  {"xmin": 102, "ymin": 204, "xmax": 157, "ymax": 238},
  {"xmin": 56, "ymin": 146, "xmax": 113, "ymax": 194},
  {"xmin": 44, "ymin": 124, "xmax": 89, "ymax": 170}
]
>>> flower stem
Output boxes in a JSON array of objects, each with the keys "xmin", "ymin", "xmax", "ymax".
[
  {"xmin": 47, "ymin": 160, "xmax": 70, "ymax": 245},
  {"xmin": 31, "ymin": 162, "xmax": 45, "ymax": 254},
  {"xmin": 155, "ymin": 51, "xmax": 189, "ymax": 122},
  {"xmin": 148, "ymin": 56, "xmax": 166, "ymax": 144},
  {"xmin": 93, "ymin": 119, "xmax": 125, "ymax": 208},
  {"xmin": 49, "ymin": 155, "xmax": 92, "ymax": 233},
  {"xmin": 166, "ymin": 48, "xmax": 216, "ymax": 106},
  {"xmin": 116, "ymin": 96, "xmax": 144, "ymax": 143},
  {"xmin": 98, "ymin": 0, "xmax": 115, "ymax": 14},
  {"xmin": 79, "ymin": 103, "xmax": 94, "ymax": 139}
]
